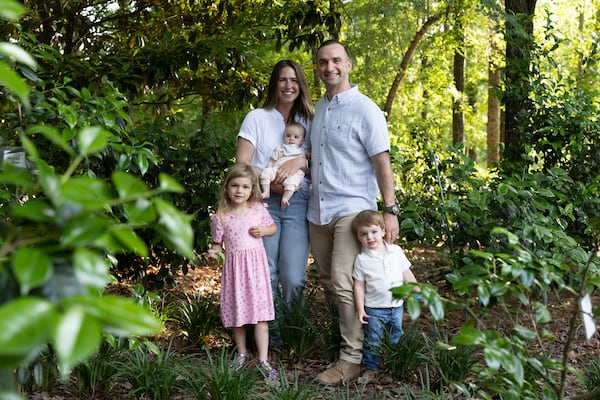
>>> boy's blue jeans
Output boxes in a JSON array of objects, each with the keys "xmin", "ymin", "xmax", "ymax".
[{"xmin": 362, "ymin": 306, "xmax": 404, "ymax": 371}]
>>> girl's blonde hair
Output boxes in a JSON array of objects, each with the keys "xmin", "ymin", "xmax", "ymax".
[{"xmin": 217, "ymin": 163, "xmax": 262, "ymax": 218}]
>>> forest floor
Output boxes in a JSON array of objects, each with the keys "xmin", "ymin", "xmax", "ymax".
[{"xmin": 27, "ymin": 245, "xmax": 599, "ymax": 399}]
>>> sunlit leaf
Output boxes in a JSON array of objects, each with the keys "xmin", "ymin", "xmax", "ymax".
[
  {"xmin": 78, "ymin": 127, "xmax": 108, "ymax": 155},
  {"xmin": 73, "ymin": 248, "xmax": 112, "ymax": 291},
  {"xmin": 0, "ymin": 297, "xmax": 57, "ymax": 367},
  {"xmin": 0, "ymin": 43, "xmax": 36, "ymax": 68},
  {"xmin": 66, "ymin": 295, "xmax": 161, "ymax": 336},
  {"xmin": 12, "ymin": 248, "xmax": 52, "ymax": 294},
  {"xmin": 154, "ymin": 198, "xmax": 195, "ymax": 259},
  {"xmin": 54, "ymin": 306, "xmax": 101, "ymax": 375},
  {"xmin": 112, "ymin": 171, "xmax": 149, "ymax": 198}
]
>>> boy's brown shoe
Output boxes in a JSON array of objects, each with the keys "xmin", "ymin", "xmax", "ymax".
[
  {"xmin": 315, "ymin": 359, "xmax": 361, "ymax": 385},
  {"xmin": 357, "ymin": 369, "xmax": 378, "ymax": 384}
]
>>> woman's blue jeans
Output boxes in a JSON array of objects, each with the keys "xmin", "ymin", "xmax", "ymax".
[
  {"xmin": 362, "ymin": 306, "xmax": 404, "ymax": 371},
  {"xmin": 263, "ymin": 185, "xmax": 310, "ymax": 309}
]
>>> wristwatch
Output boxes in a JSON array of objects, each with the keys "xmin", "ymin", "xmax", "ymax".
[{"xmin": 383, "ymin": 204, "xmax": 399, "ymax": 215}]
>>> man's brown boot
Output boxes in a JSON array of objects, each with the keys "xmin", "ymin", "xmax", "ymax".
[{"xmin": 315, "ymin": 359, "xmax": 361, "ymax": 385}]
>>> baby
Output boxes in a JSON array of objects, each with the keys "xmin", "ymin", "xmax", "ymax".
[{"xmin": 260, "ymin": 123, "xmax": 307, "ymax": 207}]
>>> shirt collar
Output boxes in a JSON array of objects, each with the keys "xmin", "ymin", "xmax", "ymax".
[
  {"xmin": 361, "ymin": 241, "xmax": 390, "ymax": 258},
  {"xmin": 325, "ymin": 85, "xmax": 358, "ymax": 105}
]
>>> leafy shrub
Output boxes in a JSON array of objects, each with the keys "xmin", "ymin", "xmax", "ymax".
[{"xmin": 0, "ymin": 6, "xmax": 196, "ymax": 397}]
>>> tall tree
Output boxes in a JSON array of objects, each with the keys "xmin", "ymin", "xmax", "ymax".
[
  {"xmin": 384, "ymin": 13, "xmax": 442, "ymax": 119},
  {"xmin": 452, "ymin": 24, "xmax": 465, "ymax": 147},
  {"xmin": 487, "ymin": 26, "xmax": 501, "ymax": 167},
  {"xmin": 503, "ymin": 0, "xmax": 537, "ymax": 163}
]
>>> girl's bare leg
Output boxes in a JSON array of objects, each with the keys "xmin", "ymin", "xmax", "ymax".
[
  {"xmin": 232, "ymin": 326, "xmax": 248, "ymax": 355},
  {"xmin": 254, "ymin": 321, "xmax": 270, "ymax": 362}
]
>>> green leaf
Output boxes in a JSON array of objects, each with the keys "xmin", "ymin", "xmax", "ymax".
[
  {"xmin": 26, "ymin": 125, "xmax": 74, "ymax": 155},
  {"xmin": 73, "ymin": 248, "xmax": 112, "ymax": 291},
  {"xmin": 0, "ymin": 297, "xmax": 57, "ymax": 367},
  {"xmin": 428, "ymin": 295, "xmax": 445, "ymax": 321},
  {"xmin": 483, "ymin": 346, "xmax": 503, "ymax": 370},
  {"xmin": 0, "ymin": 0, "xmax": 27, "ymax": 20},
  {"xmin": 123, "ymin": 199, "xmax": 157, "ymax": 225},
  {"xmin": 533, "ymin": 302, "xmax": 551, "ymax": 324},
  {"xmin": 512, "ymin": 325, "xmax": 537, "ymax": 340},
  {"xmin": 154, "ymin": 198, "xmax": 195, "ymax": 259},
  {"xmin": 0, "ymin": 163, "xmax": 34, "ymax": 189},
  {"xmin": 112, "ymin": 171, "xmax": 149, "ymax": 198},
  {"xmin": 0, "ymin": 390, "xmax": 27, "ymax": 400},
  {"xmin": 61, "ymin": 177, "xmax": 114, "ymax": 209},
  {"xmin": 54, "ymin": 306, "xmax": 101, "ymax": 375},
  {"xmin": 0, "ymin": 43, "xmax": 36, "ymax": 68},
  {"xmin": 107, "ymin": 225, "xmax": 148, "ymax": 256},
  {"xmin": 78, "ymin": 127, "xmax": 108, "ymax": 155},
  {"xmin": 12, "ymin": 248, "xmax": 52, "ymax": 294},
  {"xmin": 0, "ymin": 62, "xmax": 29, "ymax": 107},
  {"xmin": 503, "ymin": 353, "xmax": 524, "ymax": 387},
  {"xmin": 454, "ymin": 326, "xmax": 485, "ymax": 345},
  {"xmin": 10, "ymin": 198, "xmax": 55, "ymax": 222},
  {"xmin": 478, "ymin": 285, "xmax": 491, "ymax": 306},
  {"xmin": 405, "ymin": 296, "xmax": 421, "ymax": 320},
  {"xmin": 159, "ymin": 173, "xmax": 184, "ymax": 193},
  {"xmin": 62, "ymin": 215, "xmax": 110, "ymax": 246},
  {"xmin": 66, "ymin": 295, "xmax": 161, "ymax": 337}
]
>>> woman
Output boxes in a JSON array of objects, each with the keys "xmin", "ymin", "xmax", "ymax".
[{"xmin": 236, "ymin": 59, "xmax": 313, "ymax": 345}]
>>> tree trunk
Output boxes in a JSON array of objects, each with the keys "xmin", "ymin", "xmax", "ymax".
[
  {"xmin": 384, "ymin": 14, "xmax": 442, "ymax": 119},
  {"xmin": 503, "ymin": 0, "xmax": 537, "ymax": 163},
  {"xmin": 487, "ymin": 34, "xmax": 501, "ymax": 167},
  {"xmin": 452, "ymin": 33, "xmax": 465, "ymax": 147}
]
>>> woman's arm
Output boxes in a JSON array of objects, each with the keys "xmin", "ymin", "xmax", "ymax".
[{"xmin": 235, "ymin": 137, "xmax": 262, "ymax": 175}]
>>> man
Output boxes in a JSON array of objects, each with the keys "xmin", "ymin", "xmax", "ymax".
[{"xmin": 308, "ymin": 39, "xmax": 400, "ymax": 385}]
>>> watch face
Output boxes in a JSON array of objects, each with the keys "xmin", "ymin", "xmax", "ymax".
[{"xmin": 385, "ymin": 205, "xmax": 399, "ymax": 215}]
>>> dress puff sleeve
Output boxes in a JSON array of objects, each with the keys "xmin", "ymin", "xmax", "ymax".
[
  {"xmin": 257, "ymin": 202, "xmax": 274, "ymax": 227},
  {"xmin": 209, "ymin": 213, "xmax": 224, "ymax": 243}
]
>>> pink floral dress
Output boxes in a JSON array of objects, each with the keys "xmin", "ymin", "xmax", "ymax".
[{"xmin": 210, "ymin": 202, "xmax": 275, "ymax": 328}]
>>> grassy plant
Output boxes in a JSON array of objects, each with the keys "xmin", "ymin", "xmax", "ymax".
[
  {"xmin": 111, "ymin": 336, "xmax": 186, "ymax": 400},
  {"xmin": 267, "ymin": 370, "xmax": 324, "ymax": 399},
  {"xmin": 429, "ymin": 327, "xmax": 478, "ymax": 386},
  {"xmin": 72, "ymin": 339, "xmax": 119, "ymax": 398},
  {"xmin": 15, "ymin": 346, "xmax": 58, "ymax": 393},
  {"xmin": 381, "ymin": 326, "xmax": 428, "ymax": 382},
  {"xmin": 277, "ymin": 288, "xmax": 322, "ymax": 361},
  {"xmin": 179, "ymin": 347, "xmax": 260, "ymax": 400},
  {"xmin": 325, "ymin": 380, "xmax": 401, "ymax": 399},
  {"xmin": 584, "ymin": 356, "xmax": 600, "ymax": 392},
  {"xmin": 314, "ymin": 301, "xmax": 342, "ymax": 362},
  {"xmin": 174, "ymin": 291, "xmax": 221, "ymax": 346}
]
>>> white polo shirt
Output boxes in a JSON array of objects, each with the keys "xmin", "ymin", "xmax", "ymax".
[{"xmin": 352, "ymin": 243, "xmax": 412, "ymax": 308}]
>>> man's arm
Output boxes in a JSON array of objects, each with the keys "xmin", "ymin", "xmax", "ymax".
[{"xmin": 372, "ymin": 151, "xmax": 399, "ymax": 244}]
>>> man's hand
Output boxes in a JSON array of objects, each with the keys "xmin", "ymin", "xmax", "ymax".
[{"xmin": 384, "ymin": 213, "xmax": 400, "ymax": 244}]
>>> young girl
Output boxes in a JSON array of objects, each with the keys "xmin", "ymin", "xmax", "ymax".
[{"xmin": 207, "ymin": 163, "xmax": 279, "ymax": 382}]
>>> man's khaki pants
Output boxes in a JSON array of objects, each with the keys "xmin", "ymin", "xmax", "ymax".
[{"xmin": 309, "ymin": 213, "xmax": 363, "ymax": 365}]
